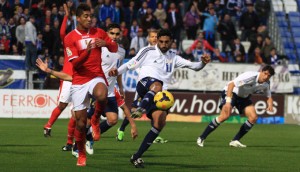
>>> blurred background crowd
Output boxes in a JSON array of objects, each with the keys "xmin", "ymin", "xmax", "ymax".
[{"xmin": 1, "ymin": 0, "xmax": 287, "ymax": 88}]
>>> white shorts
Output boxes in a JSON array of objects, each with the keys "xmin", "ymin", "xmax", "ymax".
[
  {"xmin": 71, "ymin": 77, "xmax": 107, "ymax": 111},
  {"xmin": 58, "ymin": 81, "xmax": 72, "ymax": 103}
]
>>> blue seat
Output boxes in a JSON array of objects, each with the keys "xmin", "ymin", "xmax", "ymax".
[
  {"xmin": 283, "ymin": 41, "xmax": 295, "ymax": 49},
  {"xmin": 289, "ymin": 12, "xmax": 300, "ymax": 17},
  {"xmin": 275, "ymin": 11, "xmax": 285, "ymax": 17},
  {"xmin": 288, "ymin": 16, "xmax": 300, "ymax": 23},
  {"xmin": 285, "ymin": 48, "xmax": 294, "ymax": 55},
  {"xmin": 287, "ymin": 53, "xmax": 297, "ymax": 60},
  {"xmin": 293, "ymin": 32, "xmax": 300, "ymax": 37},
  {"xmin": 291, "ymin": 27, "xmax": 300, "ymax": 33},
  {"xmin": 291, "ymin": 22, "xmax": 300, "ymax": 27},
  {"xmin": 281, "ymin": 31, "xmax": 292, "ymax": 37},
  {"xmin": 278, "ymin": 21, "xmax": 288, "ymax": 27}
]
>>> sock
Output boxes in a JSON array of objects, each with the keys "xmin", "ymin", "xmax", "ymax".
[
  {"xmin": 45, "ymin": 107, "xmax": 62, "ymax": 128},
  {"xmin": 200, "ymin": 117, "xmax": 221, "ymax": 139},
  {"xmin": 139, "ymin": 91, "xmax": 155, "ymax": 110},
  {"xmin": 100, "ymin": 120, "xmax": 112, "ymax": 134},
  {"xmin": 85, "ymin": 126, "xmax": 93, "ymax": 141},
  {"xmin": 74, "ymin": 128, "xmax": 86, "ymax": 157},
  {"xmin": 233, "ymin": 120, "xmax": 254, "ymax": 141},
  {"xmin": 133, "ymin": 126, "xmax": 160, "ymax": 159},
  {"xmin": 119, "ymin": 117, "xmax": 129, "ymax": 131},
  {"xmin": 66, "ymin": 117, "xmax": 76, "ymax": 145}
]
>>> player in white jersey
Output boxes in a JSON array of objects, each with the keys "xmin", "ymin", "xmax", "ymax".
[
  {"xmin": 109, "ymin": 29, "xmax": 210, "ymax": 168},
  {"xmin": 116, "ymin": 29, "xmax": 158, "ymax": 141},
  {"xmin": 197, "ymin": 65, "xmax": 275, "ymax": 148}
]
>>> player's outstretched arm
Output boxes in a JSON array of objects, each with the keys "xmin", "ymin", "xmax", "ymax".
[
  {"xmin": 36, "ymin": 58, "xmax": 73, "ymax": 81},
  {"xmin": 121, "ymin": 104, "xmax": 138, "ymax": 140},
  {"xmin": 266, "ymin": 97, "xmax": 274, "ymax": 112}
]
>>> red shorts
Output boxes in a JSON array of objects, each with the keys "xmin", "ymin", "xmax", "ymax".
[{"xmin": 114, "ymin": 87, "xmax": 125, "ymax": 107}]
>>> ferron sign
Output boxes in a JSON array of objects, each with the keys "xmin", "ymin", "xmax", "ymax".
[{"xmin": 0, "ymin": 89, "xmax": 71, "ymax": 118}]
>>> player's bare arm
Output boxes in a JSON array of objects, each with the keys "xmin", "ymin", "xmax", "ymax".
[
  {"xmin": 36, "ymin": 58, "xmax": 72, "ymax": 81},
  {"xmin": 266, "ymin": 97, "xmax": 274, "ymax": 112}
]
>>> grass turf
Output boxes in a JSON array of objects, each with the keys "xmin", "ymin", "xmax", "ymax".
[{"xmin": 0, "ymin": 118, "xmax": 299, "ymax": 172}]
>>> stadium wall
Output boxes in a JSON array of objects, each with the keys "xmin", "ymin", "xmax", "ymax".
[{"xmin": 0, "ymin": 89, "xmax": 299, "ymax": 125}]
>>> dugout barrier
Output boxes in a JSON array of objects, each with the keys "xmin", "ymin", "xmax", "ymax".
[{"xmin": 0, "ymin": 89, "xmax": 299, "ymax": 125}]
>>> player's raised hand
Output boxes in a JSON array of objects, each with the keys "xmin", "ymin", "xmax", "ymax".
[
  {"xmin": 201, "ymin": 53, "xmax": 211, "ymax": 64},
  {"xmin": 108, "ymin": 68, "xmax": 118, "ymax": 76},
  {"xmin": 63, "ymin": 3, "xmax": 69, "ymax": 17},
  {"xmin": 36, "ymin": 58, "xmax": 48, "ymax": 72},
  {"xmin": 95, "ymin": 38, "xmax": 106, "ymax": 47}
]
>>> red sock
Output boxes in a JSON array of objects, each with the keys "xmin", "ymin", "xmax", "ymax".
[
  {"xmin": 74, "ymin": 128, "xmax": 86, "ymax": 157},
  {"xmin": 66, "ymin": 117, "xmax": 76, "ymax": 145},
  {"xmin": 44, "ymin": 107, "xmax": 62, "ymax": 128},
  {"xmin": 94, "ymin": 100, "xmax": 106, "ymax": 116}
]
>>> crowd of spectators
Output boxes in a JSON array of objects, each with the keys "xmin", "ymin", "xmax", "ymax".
[{"xmin": 0, "ymin": 0, "xmax": 287, "ymax": 76}]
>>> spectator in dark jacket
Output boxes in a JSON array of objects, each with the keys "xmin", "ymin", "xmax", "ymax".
[
  {"xmin": 255, "ymin": 0, "xmax": 270, "ymax": 25},
  {"xmin": 217, "ymin": 14, "xmax": 237, "ymax": 52},
  {"xmin": 166, "ymin": 2, "xmax": 183, "ymax": 47},
  {"xmin": 239, "ymin": 3, "xmax": 259, "ymax": 41}
]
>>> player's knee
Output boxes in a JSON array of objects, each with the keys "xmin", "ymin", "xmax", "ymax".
[
  {"xmin": 150, "ymin": 82, "xmax": 163, "ymax": 93},
  {"xmin": 76, "ymin": 119, "xmax": 86, "ymax": 131},
  {"xmin": 248, "ymin": 114, "xmax": 258, "ymax": 123},
  {"xmin": 58, "ymin": 103, "xmax": 68, "ymax": 110}
]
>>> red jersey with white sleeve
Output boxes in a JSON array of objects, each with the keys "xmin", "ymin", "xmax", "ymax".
[
  {"xmin": 64, "ymin": 27, "xmax": 117, "ymax": 84},
  {"xmin": 60, "ymin": 15, "xmax": 73, "ymax": 76}
]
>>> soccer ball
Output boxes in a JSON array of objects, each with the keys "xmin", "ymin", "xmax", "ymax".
[{"xmin": 154, "ymin": 90, "xmax": 175, "ymax": 110}]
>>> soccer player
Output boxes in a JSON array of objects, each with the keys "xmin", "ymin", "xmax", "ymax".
[
  {"xmin": 196, "ymin": 65, "xmax": 275, "ymax": 148},
  {"xmin": 116, "ymin": 29, "xmax": 158, "ymax": 141},
  {"xmin": 43, "ymin": 4, "xmax": 76, "ymax": 152},
  {"xmin": 64, "ymin": 3, "xmax": 117, "ymax": 166},
  {"xmin": 109, "ymin": 29, "xmax": 210, "ymax": 168},
  {"xmin": 84, "ymin": 23, "xmax": 138, "ymax": 154}
]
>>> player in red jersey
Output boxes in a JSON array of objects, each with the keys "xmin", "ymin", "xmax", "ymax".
[
  {"xmin": 64, "ymin": 3, "xmax": 117, "ymax": 166},
  {"xmin": 43, "ymin": 4, "xmax": 76, "ymax": 152}
]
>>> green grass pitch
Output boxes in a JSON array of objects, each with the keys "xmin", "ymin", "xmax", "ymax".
[{"xmin": 0, "ymin": 118, "xmax": 299, "ymax": 172}]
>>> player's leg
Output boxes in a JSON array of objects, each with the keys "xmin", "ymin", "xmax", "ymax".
[
  {"xmin": 44, "ymin": 102, "xmax": 68, "ymax": 137},
  {"xmin": 90, "ymin": 78, "xmax": 108, "ymax": 141},
  {"xmin": 74, "ymin": 109, "xmax": 88, "ymax": 166},
  {"xmin": 230, "ymin": 105, "xmax": 257, "ymax": 148},
  {"xmin": 62, "ymin": 110, "xmax": 76, "ymax": 151},
  {"xmin": 131, "ymin": 110, "xmax": 167, "ymax": 168},
  {"xmin": 44, "ymin": 81, "xmax": 72, "ymax": 137},
  {"xmin": 132, "ymin": 78, "xmax": 163, "ymax": 118},
  {"xmin": 197, "ymin": 91, "xmax": 232, "ymax": 147},
  {"xmin": 100, "ymin": 101, "xmax": 118, "ymax": 134},
  {"xmin": 117, "ymin": 104, "xmax": 131, "ymax": 141}
]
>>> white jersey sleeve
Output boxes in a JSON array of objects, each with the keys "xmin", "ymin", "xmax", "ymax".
[
  {"xmin": 118, "ymin": 46, "xmax": 155, "ymax": 75},
  {"xmin": 174, "ymin": 55, "xmax": 206, "ymax": 71}
]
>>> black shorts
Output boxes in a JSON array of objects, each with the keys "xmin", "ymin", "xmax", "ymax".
[
  {"xmin": 219, "ymin": 91, "xmax": 252, "ymax": 115},
  {"xmin": 102, "ymin": 97, "xmax": 118, "ymax": 117},
  {"xmin": 136, "ymin": 77, "xmax": 163, "ymax": 119}
]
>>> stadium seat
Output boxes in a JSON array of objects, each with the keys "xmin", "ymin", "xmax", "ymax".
[
  {"xmin": 290, "ymin": 22, "xmax": 300, "ymax": 27},
  {"xmin": 287, "ymin": 53, "xmax": 297, "ymax": 61},
  {"xmin": 294, "ymin": 42, "xmax": 300, "ymax": 48},
  {"xmin": 181, "ymin": 40, "xmax": 194, "ymax": 51},
  {"xmin": 292, "ymin": 32, "xmax": 300, "ymax": 37},
  {"xmin": 278, "ymin": 21, "xmax": 288, "ymax": 27},
  {"xmin": 288, "ymin": 11, "xmax": 300, "ymax": 17},
  {"xmin": 291, "ymin": 27, "xmax": 300, "ymax": 33},
  {"xmin": 288, "ymin": 16, "xmax": 300, "ymax": 23},
  {"xmin": 283, "ymin": 41, "xmax": 295, "ymax": 49},
  {"xmin": 275, "ymin": 11, "xmax": 285, "ymax": 17},
  {"xmin": 284, "ymin": 48, "xmax": 294, "ymax": 55},
  {"xmin": 280, "ymin": 31, "xmax": 292, "ymax": 37}
]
